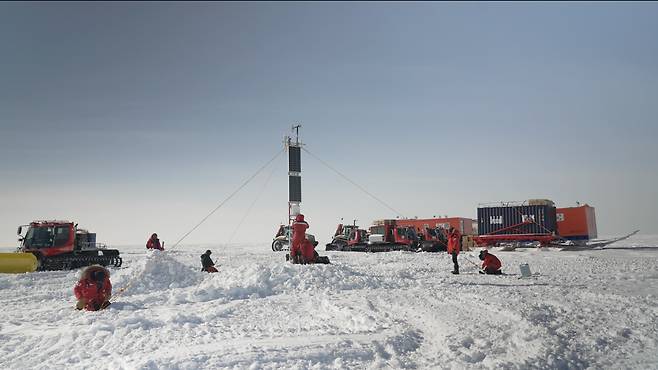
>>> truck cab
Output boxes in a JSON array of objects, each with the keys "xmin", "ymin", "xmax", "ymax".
[
  {"xmin": 369, "ymin": 224, "xmax": 419, "ymax": 246},
  {"xmin": 334, "ymin": 224, "xmax": 360, "ymax": 240},
  {"xmin": 19, "ymin": 221, "xmax": 76, "ymax": 257},
  {"xmin": 346, "ymin": 228, "xmax": 369, "ymax": 246},
  {"xmin": 416, "ymin": 227, "xmax": 448, "ymax": 252}
]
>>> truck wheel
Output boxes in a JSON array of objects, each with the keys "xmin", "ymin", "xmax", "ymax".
[{"xmin": 272, "ymin": 240, "xmax": 285, "ymax": 251}]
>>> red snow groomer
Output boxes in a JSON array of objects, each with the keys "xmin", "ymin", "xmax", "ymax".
[
  {"xmin": 325, "ymin": 222, "xmax": 368, "ymax": 251},
  {"xmin": 325, "ymin": 220, "xmax": 418, "ymax": 252},
  {"xmin": 473, "ymin": 200, "xmax": 559, "ymax": 248},
  {"xmin": 3, "ymin": 220, "xmax": 122, "ymax": 272}
]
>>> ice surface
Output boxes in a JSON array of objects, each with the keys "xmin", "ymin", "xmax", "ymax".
[{"xmin": 0, "ymin": 236, "xmax": 657, "ymax": 369}]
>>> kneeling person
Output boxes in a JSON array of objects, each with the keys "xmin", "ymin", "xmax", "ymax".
[
  {"xmin": 74, "ymin": 265, "xmax": 112, "ymax": 311},
  {"xmin": 292, "ymin": 240, "xmax": 332, "ymax": 264},
  {"xmin": 479, "ymin": 249, "xmax": 502, "ymax": 275},
  {"xmin": 201, "ymin": 250, "xmax": 218, "ymax": 273},
  {"xmin": 288, "ymin": 214, "xmax": 330, "ymax": 264}
]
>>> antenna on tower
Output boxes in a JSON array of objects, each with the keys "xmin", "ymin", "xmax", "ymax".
[{"xmin": 292, "ymin": 123, "xmax": 301, "ymax": 145}]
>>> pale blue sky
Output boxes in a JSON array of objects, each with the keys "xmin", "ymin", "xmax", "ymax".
[{"xmin": 1, "ymin": 2, "xmax": 657, "ymax": 246}]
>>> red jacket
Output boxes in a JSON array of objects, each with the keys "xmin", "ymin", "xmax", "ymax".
[
  {"xmin": 482, "ymin": 253, "xmax": 502, "ymax": 271},
  {"xmin": 290, "ymin": 220, "xmax": 309, "ymax": 257},
  {"xmin": 299, "ymin": 239, "xmax": 317, "ymax": 263},
  {"xmin": 146, "ymin": 235, "xmax": 163, "ymax": 250},
  {"xmin": 447, "ymin": 229, "xmax": 461, "ymax": 255},
  {"xmin": 74, "ymin": 266, "xmax": 112, "ymax": 311}
]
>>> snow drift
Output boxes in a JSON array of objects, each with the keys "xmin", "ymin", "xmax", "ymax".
[{"xmin": 0, "ymin": 237, "xmax": 657, "ymax": 369}]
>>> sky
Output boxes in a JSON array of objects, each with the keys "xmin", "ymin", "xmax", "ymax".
[{"xmin": 1, "ymin": 2, "xmax": 657, "ymax": 247}]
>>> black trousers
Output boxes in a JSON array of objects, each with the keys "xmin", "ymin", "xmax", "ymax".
[
  {"xmin": 452, "ymin": 252, "xmax": 459, "ymax": 272},
  {"xmin": 484, "ymin": 267, "xmax": 502, "ymax": 275}
]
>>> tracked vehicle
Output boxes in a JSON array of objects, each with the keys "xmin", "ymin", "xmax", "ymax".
[
  {"xmin": 326, "ymin": 220, "xmax": 418, "ymax": 252},
  {"xmin": 15, "ymin": 220, "xmax": 122, "ymax": 271}
]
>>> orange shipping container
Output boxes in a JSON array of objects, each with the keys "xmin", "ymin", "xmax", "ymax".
[
  {"xmin": 556, "ymin": 205, "xmax": 597, "ymax": 240},
  {"xmin": 395, "ymin": 217, "xmax": 475, "ymax": 235}
]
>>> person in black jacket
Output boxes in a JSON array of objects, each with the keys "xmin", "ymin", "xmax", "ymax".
[{"xmin": 201, "ymin": 250, "xmax": 218, "ymax": 273}]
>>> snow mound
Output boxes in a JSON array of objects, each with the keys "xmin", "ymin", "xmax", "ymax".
[
  {"xmin": 119, "ymin": 251, "xmax": 202, "ymax": 296},
  {"xmin": 188, "ymin": 262, "xmax": 393, "ymax": 303}
]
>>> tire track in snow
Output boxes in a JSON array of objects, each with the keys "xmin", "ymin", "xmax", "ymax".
[{"xmin": 119, "ymin": 328, "xmax": 401, "ymax": 368}]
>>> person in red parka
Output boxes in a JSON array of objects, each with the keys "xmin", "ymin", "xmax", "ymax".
[
  {"xmin": 479, "ymin": 249, "xmax": 503, "ymax": 275},
  {"xmin": 146, "ymin": 233, "xmax": 164, "ymax": 251},
  {"xmin": 74, "ymin": 265, "xmax": 112, "ymax": 311},
  {"xmin": 289, "ymin": 214, "xmax": 317, "ymax": 264},
  {"xmin": 447, "ymin": 227, "xmax": 461, "ymax": 274}
]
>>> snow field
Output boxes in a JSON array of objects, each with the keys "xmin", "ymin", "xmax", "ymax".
[{"xmin": 0, "ymin": 237, "xmax": 657, "ymax": 369}]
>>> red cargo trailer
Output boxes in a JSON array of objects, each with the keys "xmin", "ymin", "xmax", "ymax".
[{"xmin": 556, "ymin": 205, "xmax": 597, "ymax": 241}]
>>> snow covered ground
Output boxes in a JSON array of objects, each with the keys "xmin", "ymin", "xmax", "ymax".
[{"xmin": 1, "ymin": 236, "xmax": 657, "ymax": 369}]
